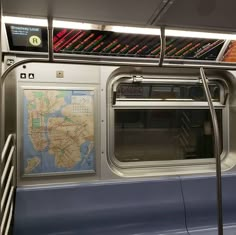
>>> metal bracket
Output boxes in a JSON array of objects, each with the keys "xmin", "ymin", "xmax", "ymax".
[
  {"xmin": 6, "ymin": 59, "xmax": 14, "ymax": 67},
  {"xmin": 132, "ymin": 75, "xmax": 143, "ymax": 83}
]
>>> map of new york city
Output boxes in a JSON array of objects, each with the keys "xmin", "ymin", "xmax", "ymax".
[{"xmin": 23, "ymin": 89, "xmax": 95, "ymax": 175}]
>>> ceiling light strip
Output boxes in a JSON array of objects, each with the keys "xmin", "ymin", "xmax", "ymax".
[
  {"xmin": 3, "ymin": 16, "xmax": 48, "ymax": 26},
  {"xmin": 3, "ymin": 16, "xmax": 236, "ymax": 40}
]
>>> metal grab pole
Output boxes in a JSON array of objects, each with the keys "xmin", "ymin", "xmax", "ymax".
[
  {"xmin": 159, "ymin": 26, "xmax": 166, "ymax": 67},
  {"xmin": 48, "ymin": 15, "xmax": 54, "ymax": 62},
  {"xmin": 0, "ymin": 0, "xmax": 3, "ymax": 151},
  {"xmin": 200, "ymin": 67, "xmax": 223, "ymax": 235}
]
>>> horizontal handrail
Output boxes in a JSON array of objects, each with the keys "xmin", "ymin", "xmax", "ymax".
[
  {"xmin": 113, "ymin": 101, "xmax": 225, "ymax": 109},
  {"xmin": 1, "ymin": 146, "xmax": 15, "ymax": 186},
  {"xmin": 116, "ymin": 98, "xmax": 221, "ymax": 102},
  {"xmin": 0, "ymin": 134, "xmax": 16, "ymax": 235},
  {"xmin": 0, "ymin": 187, "xmax": 14, "ymax": 234},
  {"xmin": 1, "ymin": 134, "xmax": 14, "ymax": 162},
  {"xmin": 1, "ymin": 166, "xmax": 14, "ymax": 211},
  {"xmin": 4, "ymin": 203, "xmax": 13, "ymax": 235}
]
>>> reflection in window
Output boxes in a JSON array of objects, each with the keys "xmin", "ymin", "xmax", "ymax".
[{"xmin": 115, "ymin": 109, "xmax": 222, "ymax": 162}]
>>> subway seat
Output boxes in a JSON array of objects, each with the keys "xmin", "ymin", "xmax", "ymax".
[
  {"xmin": 180, "ymin": 174, "xmax": 236, "ymax": 235},
  {"xmin": 13, "ymin": 175, "xmax": 236, "ymax": 235},
  {"xmin": 13, "ymin": 178, "xmax": 187, "ymax": 235}
]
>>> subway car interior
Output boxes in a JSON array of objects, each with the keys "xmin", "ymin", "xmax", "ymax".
[{"xmin": 2, "ymin": 0, "xmax": 236, "ymax": 234}]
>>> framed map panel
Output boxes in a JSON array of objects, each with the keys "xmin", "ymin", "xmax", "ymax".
[{"xmin": 22, "ymin": 88, "xmax": 96, "ymax": 176}]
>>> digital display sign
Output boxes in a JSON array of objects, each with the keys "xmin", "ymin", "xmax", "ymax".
[
  {"xmin": 53, "ymin": 28, "xmax": 224, "ymax": 60},
  {"xmin": 6, "ymin": 24, "xmax": 48, "ymax": 52},
  {"xmin": 5, "ymin": 23, "xmax": 224, "ymax": 60},
  {"xmin": 11, "ymin": 25, "xmax": 42, "ymax": 47}
]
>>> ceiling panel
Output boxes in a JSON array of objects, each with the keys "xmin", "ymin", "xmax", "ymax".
[
  {"xmin": 3, "ymin": 0, "xmax": 236, "ymax": 33},
  {"xmin": 2, "ymin": 0, "xmax": 49, "ymax": 17},
  {"xmin": 2, "ymin": 0, "xmax": 165, "ymax": 25},
  {"xmin": 156, "ymin": 0, "xmax": 236, "ymax": 32}
]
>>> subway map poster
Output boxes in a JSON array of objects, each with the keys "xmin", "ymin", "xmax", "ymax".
[{"xmin": 23, "ymin": 89, "xmax": 95, "ymax": 176}]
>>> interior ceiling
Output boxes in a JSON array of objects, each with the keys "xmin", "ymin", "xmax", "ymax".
[
  {"xmin": 2, "ymin": 0, "xmax": 236, "ymax": 33},
  {"xmin": 2, "ymin": 0, "xmax": 167, "ymax": 25},
  {"xmin": 157, "ymin": 0, "xmax": 236, "ymax": 33}
]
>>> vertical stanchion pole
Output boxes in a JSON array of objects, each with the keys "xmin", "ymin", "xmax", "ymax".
[
  {"xmin": 200, "ymin": 67, "xmax": 223, "ymax": 235},
  {"xmin": 47, "ymin": 1, "xmax": 54, "ymax": 62},
  {"xmin": 0, "ymin": 0, "xmax": 3, "ymax": 231},
  {"xmin": 48, "ymin": 15, "xmax": 54, "ymax": 62},
  {"xmin": 159, "ymin": 26, "xmax": 166, "ymax": 67},
  {"xmin": 0, "ymin": 0, "xmax": 3, "ymax": 151}
]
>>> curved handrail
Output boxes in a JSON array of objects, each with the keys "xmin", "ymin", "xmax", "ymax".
[{"xmin": 200, "ymin": 67, "xmax": 223, "ymax": 235}]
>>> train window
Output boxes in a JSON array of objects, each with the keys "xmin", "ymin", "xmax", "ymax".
[
  {"xmin": 116, "ymin": 83, "xmax": 220, "ymax": 101},
  {"xmin": 109, "ymin": 76, "xmax": 226, "ymax": 170},
  {"xmin": 115, "ymin": 109, "xmax": 222, "ymax": 162}
]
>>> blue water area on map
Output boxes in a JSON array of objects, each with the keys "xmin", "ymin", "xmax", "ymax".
[
  {"xmin": 72, "ymin": 90, "xmax": 92, "ymax": 96},
  {"xmin": 23, "ymin": 90, "xmax": 95, "ymax": 176}
]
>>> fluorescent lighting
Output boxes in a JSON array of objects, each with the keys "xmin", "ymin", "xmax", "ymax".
[
  {"xmin": 165, "ymin": 29, "xmax": 236, "ymax": 40},
  {"xmin": 3, "ymin": 16, "xmax": 100, "ymax": 30},
  {"xmin": 105, "ymin": 25, "xmax": 160, "ymax": 35},
  {"xmin": 105, "ymin": 25, "xmax": 236, "ymax": 40},
  {"xmin": 4, "ymin": 16, "xmax": 236, "ymax": 40},
  {"xmin": 3, "ymin": 16, "xmax": 47, "ymax": 26},
  {"xmin": 53, "ymin": 20, "xmax": 101, "ymax": 30}
]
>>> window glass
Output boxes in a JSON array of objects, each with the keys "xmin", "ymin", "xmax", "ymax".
[
  {"xmin": 115, "ymin": 109, "xmax": 222, "ymax": 162},
  {"xmin": 116, "ymin": 83, "xmax": 221, "ymax": 101}
]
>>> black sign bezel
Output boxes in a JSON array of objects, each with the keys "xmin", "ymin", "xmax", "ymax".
[{"xmin": 6, "ymin": 23, "xmax": 48, "ymax": 52}]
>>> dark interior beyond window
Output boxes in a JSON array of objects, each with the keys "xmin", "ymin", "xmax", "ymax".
[{"xmin": 115, "ymin": 109, "xmax": 222, "ymax": 162}]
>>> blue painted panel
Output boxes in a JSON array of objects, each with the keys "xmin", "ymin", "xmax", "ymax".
[
  {"xmin": 13, "ymin": 179, "xmax": 188, "ymax": 235},
  {"xmin": 180, "ymin": 174, "xmax": 236, "ymax": 232}
]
